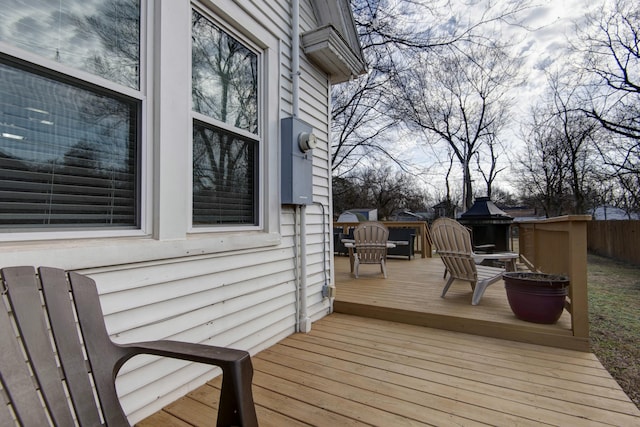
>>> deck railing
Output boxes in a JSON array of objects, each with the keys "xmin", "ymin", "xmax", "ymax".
[
  {"xmin": 517, "ymin": 215, "xmax": 591, "ymax": 343},
  {"xmin": 334, "ymin": 221, "xmax": 432, "ymax": 258}
]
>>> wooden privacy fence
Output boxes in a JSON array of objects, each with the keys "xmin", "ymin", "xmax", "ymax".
[
  {"xmin": 334, "ymin": 221, "xmax": 432, "ymax": 258},
  {"xmin": 517, "ymin": 215, "xmax": 591, "ymax": 349},
  {"xmin": 587, "ymin": 220, "xmax": 640, "ymax": 266}
]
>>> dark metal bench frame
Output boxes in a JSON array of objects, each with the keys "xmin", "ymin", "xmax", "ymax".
[{"xmin": 0, "ymin": 266, "xmax": 258, "ymax": 426}]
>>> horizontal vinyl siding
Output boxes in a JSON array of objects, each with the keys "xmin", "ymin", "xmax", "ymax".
[
  {"xmin": 119, "ymin": 0, "xmax": 332, "ymax": 422},
  {"xmin": 281, "ymin": 203, "xmax": 332, "ymax": 324},
  {"xmin": 280, "ymin": 0, "xmax": 333, "ymax": 325},
  {"xmin": 80, "ymin": 241, "xmax": 299, "ymax": 420},
  {"xmin": 0, "ymin": 0, "xmax": 336, "ymax": 423},
  {"xmin": 296, "ymin": 0, "xmax": 334, "ymax": 323}
]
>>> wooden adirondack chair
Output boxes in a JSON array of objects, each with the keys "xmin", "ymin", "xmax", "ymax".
[
  {"xmin": 430, "ymin": 218, "xmax": 506, "ymax": 305},
  {"xmin": 0, "ymin": 266, "xmax": 258, "ymax": 427},
  {"xmin": 353, "ymin": 222, "xmax": 390, "ymax": 278}
]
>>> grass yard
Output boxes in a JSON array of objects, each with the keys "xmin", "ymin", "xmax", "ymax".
[{"xmin": 588, "ymin": 253, "xmax": 640, "ymax": 409}]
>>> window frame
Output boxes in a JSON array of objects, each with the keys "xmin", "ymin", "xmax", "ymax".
[
  {"xmin": 0, "ymin": 1, "xmax": 150, "ymax": 242},
  {"xmin": 188, "ymin": 5, "xmax": 266, "ymax": 233},
  {"xmin": 0, "ymin": 0, "xmax": 282, "ymax": 252}
]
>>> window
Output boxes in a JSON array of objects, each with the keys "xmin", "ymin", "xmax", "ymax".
[
  {"xmin": 0, "ymin": 1, "xmax": 141, "ymax": 231},
  {"xmin": 191, "ymin": 9, "xmax": 259, "ymax": 226},
  {"xmin": 0, "ymin": 61, "xmax": 139, "ymax": 229}
]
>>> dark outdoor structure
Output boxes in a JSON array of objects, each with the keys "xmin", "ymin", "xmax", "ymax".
[{"xmin": 458, "ymin": 197, "xmax": 513, "ymax": 252}]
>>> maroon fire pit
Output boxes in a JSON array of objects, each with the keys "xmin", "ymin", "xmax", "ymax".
[{"xmin": 503, "ymin": 272, "xmax": 570, "ymax": 324}]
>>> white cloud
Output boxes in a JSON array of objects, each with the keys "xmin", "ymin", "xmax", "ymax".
[{"xmin": 411, "ymin": 0, "xmax": 601, "ymax": 197}]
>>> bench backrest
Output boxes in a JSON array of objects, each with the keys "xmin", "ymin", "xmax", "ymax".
[
  {"xmin": 1, "ymin": 266, "xmax": 129, "ymax": 426},
  {"xmin": 1, "ymin": 266, "xmax": 258, "ymax": 427}
]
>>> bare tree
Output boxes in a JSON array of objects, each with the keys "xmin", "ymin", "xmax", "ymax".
[
  {"xmin": 490, "ymin": 187, "xmax": 519, "ymax": 207},
  {"xmin": 517, "ymin": 105, "xmax": 572, "ymax": 217},
  {"xmin": 396, "ymin": 41, "xmax": 519, "ymax": 210},
  {"xmin": 331, "ymin": 69, "xmax": 400, "ymax": 174},
  {"xmin": 548, "ymin": 72, "xmax": 601, "ymax": 214},
  {"xmin": 475, "ymin": 133, "xmax": 507, "ymax": 200},
  {"xmin": 517, "ymin": 71, "xmax": 602, "ymax": 216},
  {"xmin": 332, "ymin": 166, "xmax": 430, "ymax": 218},
  {"xmin": 433, "ymin": 150, "xmax": 462, "ymax": 218},
  {"xmin": 331, "ymin": 0, "xmax": 532, "ymax": 175},
  {"xmin": 575, "ymin": 0, "xmax": 640, "ymax": 141},
  {"xmin": 572, "ymin": 0, "xmax": 640, "ymax": 212}
]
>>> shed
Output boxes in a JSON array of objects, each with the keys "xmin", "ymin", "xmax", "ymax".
[{"xmin": 337, "ymin": 211, "xmax": 360, "ymax": 222}]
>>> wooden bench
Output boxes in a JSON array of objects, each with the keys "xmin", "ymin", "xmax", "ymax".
[{"xmin": 0, "ymin": 266, "xmax": 258, "ymax": 426}]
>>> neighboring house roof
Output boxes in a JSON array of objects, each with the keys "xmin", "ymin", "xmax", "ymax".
[
  {"xmin": 591, "ymin": 205, "xmax": 640, "ymax": 220},
  {"xmin": 502, "ymin": 206, "xmax": 545, "ymax": 223},
  {"xmin": 304, "ymin": 0, "xmax": 367, "ymax": 83},
  {"xmin": 391, "ymin": 210, "xmax": 426, "ymax": 221}
]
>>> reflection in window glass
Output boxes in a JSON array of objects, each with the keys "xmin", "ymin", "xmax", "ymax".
[
  {"xmin": 193, "ymin": 122, "xmax": 256, "ymax": 225},
  {"xmin": 0, "ymin": 60, "xmax": 139, "ymax": 229},
  {"xmin": 192, "ymin": 10, "xmax": 258, "ymax": 134},
  {"xmin": 0, "ymin": 0, "xmax": 140, "ymax": 89},
  {"xmin": 191, "ymin": 10, "xmax": 260, "ymax": 227}
]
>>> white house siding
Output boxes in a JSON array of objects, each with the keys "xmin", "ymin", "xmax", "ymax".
[
  {"xmin": 0, "ymin": 0, "xmax": 337, "ymax": 423},
  {"xmin": 81, "ymin": 245, "xmax": 302, "ymax": 421}
]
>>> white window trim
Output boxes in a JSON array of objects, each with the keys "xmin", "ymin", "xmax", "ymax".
[
  {"xmin": 0, "ymin": 0, "xmax": 150, "ymax": 243},
  {"xmin": 0, "ymin": 0, "xmax": 282, "ymax": 267},
  {"xmin": 187, "ymin": 1, "xmax": 280, "ymax": 235}
]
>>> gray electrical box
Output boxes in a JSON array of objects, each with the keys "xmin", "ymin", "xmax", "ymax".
[{"xmin": 281, "ymin": 117, "xmax": 315, "ymax": 205}]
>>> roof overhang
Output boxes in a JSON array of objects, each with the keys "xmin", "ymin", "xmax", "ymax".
[{"xmin": 304, "ymin": 0, "xmax": 367, "ymax": 84}]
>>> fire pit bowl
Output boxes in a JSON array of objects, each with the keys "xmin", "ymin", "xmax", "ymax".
[{"xmin": 503, "ymin": 272, "xmax": 570, "ymax": 324}]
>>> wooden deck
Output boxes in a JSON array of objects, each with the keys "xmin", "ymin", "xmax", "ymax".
[
  {"xmin": 138, "ymin": 255, "xmax": 640, "ymax": 426},
  {"xmin": 139, "ymin": 313, "xmax": 640, "ymax": 426},
  {"xmin": 333, "ymin": 255, "xmax": 586, "ymax": 351}
]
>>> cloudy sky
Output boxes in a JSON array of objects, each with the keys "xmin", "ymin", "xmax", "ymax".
[
  {"xmin": 405, "ymin": 0, "xmax": 602, "ymax": 197},
  {"xmin": 512, "ymin": 0, "xmax": 597, "ymax": 117}
]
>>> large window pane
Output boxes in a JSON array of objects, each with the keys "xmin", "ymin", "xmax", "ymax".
[
  {"xmin": 0, "ymin": 59, "xmax": 139, "ymax": 229},
  {"xmin": 191, "ymin": 10, "xmax": 260, "ymax": 227},
  {"xmin": 0, "ymin": 0, "xmax": 140, "ymax": 89},
  {"xmin": 193, "ymin": 122, "xmax": 256, "ymax": 226},
  {"xmin": 192, "ymin": 10, "xmax": 258, "ymax": 134}
]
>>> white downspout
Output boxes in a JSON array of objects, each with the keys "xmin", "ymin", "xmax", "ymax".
[
  {"xmin": 292, "ymin": 0, "xmax": 311, "ymax": 333},
  {"xmin": 292, "ymin": 0, "xmax": 300, "ymax": 118},
  {"xmin": 299, "ymin": 204, "xmax": 310, "ymax": 332}
]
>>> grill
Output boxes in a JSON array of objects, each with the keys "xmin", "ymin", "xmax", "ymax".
[{"xmin": 458, "ymin": 197, "xmax": 513, "ymax": 252}]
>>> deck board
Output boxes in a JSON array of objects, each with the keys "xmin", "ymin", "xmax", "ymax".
[
  {"xmin": 332, "ymin": 255, "xmax": 588, "ymax": 350},
  {"xmin": 138, "ymin": 255, "xmax": 640, "ymax": 426},
  {"xmin": 139, "ymin": 314, "xmax": 640, "ymax": 426}
]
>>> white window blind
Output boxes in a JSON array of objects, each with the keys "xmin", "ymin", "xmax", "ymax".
[{"xmin": 0, "ymin": 60, "xmax": 139, "ymax": 229}]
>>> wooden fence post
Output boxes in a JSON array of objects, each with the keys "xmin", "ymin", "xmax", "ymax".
[{"xmin": 517, "ymin": 216, "xmax": 591, "ymax": 343}]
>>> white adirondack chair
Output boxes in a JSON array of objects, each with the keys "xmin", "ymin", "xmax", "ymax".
[
  {"xmin": 431, "ymin": 217, "xmax": 506, "ymax": 305},
  {"xmin": 353, "ymin": 222, "xmax": 390, "ymax": 278}
]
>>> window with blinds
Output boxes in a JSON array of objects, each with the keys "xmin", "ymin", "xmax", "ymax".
[
  {"xmin": 0, "ymin": 1, "xmax": 141, "ymax": 232},
  {"xmin": 192, "ymin": 122, "xmax": 256, "ymax": 225},
  {"xmin": 0, "ymin": 60, "xmax": 139, "ymax": 229},
  {"xmin": 191, "ymin": 9, "xmax": 259, "ymax": 226}
]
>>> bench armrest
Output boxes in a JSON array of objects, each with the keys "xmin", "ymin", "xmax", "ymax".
[{"xmin": 120, "ymin": 340, "xmax": 257, "ymax": 427}]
